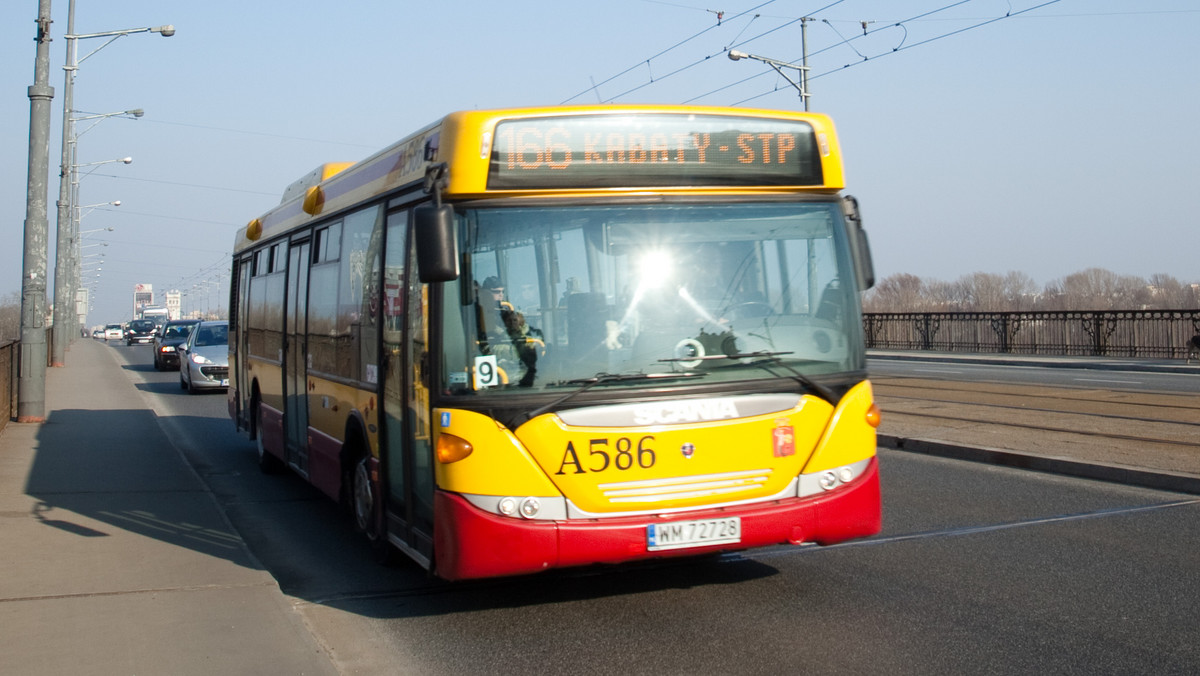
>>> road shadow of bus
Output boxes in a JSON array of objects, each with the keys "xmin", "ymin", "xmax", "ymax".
[
  {"xmin": 240, "ymin": 469, "xmax": 786, "ymax": 620},
  {"xmin": 177, "ymin": 412, "xmax": 787, "ymax": 618},
  {"xmin": 23, "ymin": 408, "xmax": 263, "ymax": 571},
  {"xmin": 312, "ymin": 553, "xmax": 784, "ymax": 620},
  {"xmin": 23, "ymin": 408, "xmax": 782, "ymax": 618}
]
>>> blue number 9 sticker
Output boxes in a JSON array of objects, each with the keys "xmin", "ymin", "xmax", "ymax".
[{"xmin": 474, "ymin": 355, "xmax": 499, "ymax": 389}]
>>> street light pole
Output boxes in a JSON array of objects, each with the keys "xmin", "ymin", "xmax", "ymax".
[
  {"xmin": 19, "ymin": 0, "xmax": 55, "ymax": 422},
  {"xmin": 50, "ymin": 1, "xmax": 173, "ymax": 366},
  {"xmin": 71, "ymin": 215, "xmax": 115, "ymax": 337},
  {"xmin": 50, "ymin": 0, "xmax": 77, "ymax": 367}
]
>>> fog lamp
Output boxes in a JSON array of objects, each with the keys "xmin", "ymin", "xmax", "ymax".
[
  {"xmin": 519, "ymin": 497, "xmax": 541, "ymax": 519},
  {"xmin": 497, "ymin": 497, "xmax": 517, "ymax": 516}
]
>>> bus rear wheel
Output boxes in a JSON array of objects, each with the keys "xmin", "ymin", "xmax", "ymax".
[
  {"xmin": 352, "ymin": 456, "xmax": 379, "ymax": 540},
  {"xmin": 254, "ymin": 396, "xmax": 283, "ymax": 474}
]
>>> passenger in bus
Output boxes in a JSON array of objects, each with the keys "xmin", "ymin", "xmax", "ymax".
[{"xmin": 476, "ymin": 276, "xmax": 541, "ymax": 387}]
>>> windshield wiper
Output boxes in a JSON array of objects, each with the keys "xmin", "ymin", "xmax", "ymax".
[
  {"xmin": 522, "ymin": 371, "xmax": 708, "ymax": 423},
  {"xmin": 659, "ymin": 350, "xmax": 838, "ymax": 404},
  {"xmin": 658, "ymin": 350, "xmax": 794, "ymax": 364},
  {"xmin": 561, "ymin": 371, "xmax": 709, "ymax": 386}
]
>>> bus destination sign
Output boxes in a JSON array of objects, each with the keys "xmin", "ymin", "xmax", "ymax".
[{"xmin": 488, "ymin": 114, "xmax": 824, "ymax": 190}]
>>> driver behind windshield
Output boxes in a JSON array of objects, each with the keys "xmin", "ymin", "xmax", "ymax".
[{"xmin": 475, "ymin": 276, "xmax": 542, "ymax": 387}]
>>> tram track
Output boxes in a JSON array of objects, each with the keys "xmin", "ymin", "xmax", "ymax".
[
  {"xmin": 879, "ymin": 408, "xmax": 1198, "ymax": 449},
  {"xmin": 872, "ymin": 376, "xmax": 1200, "ymax": 416},
  {"xmin": 870, "ymin": 376, "xmax": 1200, "ymax": 477}
]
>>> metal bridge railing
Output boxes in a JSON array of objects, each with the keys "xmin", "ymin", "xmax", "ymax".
[
  {"xmin": 864, "ymin": 310, "xmax": 1200, "ymax": 359},
  {"xmin": 0, "ymin": 341, "xmax": 16, "ymax": 433}
]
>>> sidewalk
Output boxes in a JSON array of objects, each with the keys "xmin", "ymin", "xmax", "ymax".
[{"xmin": 0, "ymin": 339, "xmax": 337, "ymax": 675}]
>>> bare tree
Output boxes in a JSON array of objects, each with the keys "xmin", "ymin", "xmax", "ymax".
[
  {"xmin": 925, "ymin": 278, "xmax": 960, "ymax": 309},
  {"xmin": 1049, "ymin": 268, "xmax": 1146, "ymax": 310},
  {"xmin": 1144, "ymin": 274, "xmax": 1200, "ymax": 309},
  {"xmin": 1003, "ymin": 271, "xmax": 1039, "ymax": 311},
  {"xmin": 863, "ymin": 273, "xmax": 927, "ymax": 312},
  {"xmin": 865, "ymin": 268, "xmax": 1196, "ymax": 313}
]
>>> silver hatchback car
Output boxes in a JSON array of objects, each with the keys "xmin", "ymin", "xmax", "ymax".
[{"xmin": 179, "ymin": 320, "xmax": 229, "ymax": 394}]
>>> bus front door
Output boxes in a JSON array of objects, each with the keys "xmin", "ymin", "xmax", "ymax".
[
  {"xmin": 285, "ymin": 240, "xmax": 310, "ymax": 474},
  {"xmin": 381, "ymin": 210, "xmax": 435, "ymax": 565}
]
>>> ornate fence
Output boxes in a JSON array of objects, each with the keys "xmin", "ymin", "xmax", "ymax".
[{"xmin": 863, "ymin": 310, "xmax": 1200, "ymax": 359}]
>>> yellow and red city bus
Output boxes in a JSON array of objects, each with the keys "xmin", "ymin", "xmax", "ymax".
[{"xmin": 229, "ymin": 105, "xmax": 881, "ymax": 580}]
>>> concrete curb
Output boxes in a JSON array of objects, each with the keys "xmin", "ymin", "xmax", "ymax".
[{"xmin": 879, "ymin": 434, "xmax": 1200, "ymax": 496}]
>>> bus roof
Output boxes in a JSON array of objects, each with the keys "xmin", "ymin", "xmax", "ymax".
[{"xmin": 235, "ymin": 105, "xmax": 846, "ymax": 252}]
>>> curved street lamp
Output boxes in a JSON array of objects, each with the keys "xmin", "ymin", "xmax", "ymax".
[
  {"xmin": 51, "ymin": 1, "xmax": 175, "ymax": 365},
  {"xmin": 728, "ymin": 50, "xmax": 811, "ymax": 108}
]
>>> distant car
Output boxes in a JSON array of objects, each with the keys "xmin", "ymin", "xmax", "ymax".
[
  {"xmin": 153, "ymin": 319, "xmax": 199, "ymax": 371},
  {"xmin": 179, "ymin": 320, "xmax": 229, "ymax": 393},
  {"xmin": 92, "ymin": 329, "xmax": 103, "ymax": 339},
  {"xmin": 125, "ymin": 319, "xmax": 157, "ymax": 345},
  {"xmin": 104, "ymin": 324, "xmax": 123, "ymax": 341}
]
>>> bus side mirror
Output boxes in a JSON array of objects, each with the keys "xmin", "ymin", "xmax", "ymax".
[
  {"xmin": 414, "ymin": 204, "xmax": 460, "ymax": 283},
  {"xmin": 842, "ymin": 195, "xmax": 875, "ymax": 291},
  {"xmin": 851, "ymin": 227, "xmax": 875, "ymax": 291}
]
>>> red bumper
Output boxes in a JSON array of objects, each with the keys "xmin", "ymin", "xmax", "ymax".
[{"xmin": 433, "ymin": 457, "xmax": 881, "ymax": 581}]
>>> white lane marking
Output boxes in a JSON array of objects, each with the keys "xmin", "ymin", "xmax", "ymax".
[
  {"xmin": 743, "ymin": 498, "xmax": 1200, "ymax": 559},
  {"xmin": 1074, "ymin": 377, "xmax": 1142, "ymax": 385},
  {"xmin": 912, "ymin": 368, "xmax": 964, "ymax": 375}
]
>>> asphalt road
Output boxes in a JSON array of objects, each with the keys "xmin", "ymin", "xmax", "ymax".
[{"xmin": 109, "ymin": 341, "xmax": 1200, "ymax": 675}]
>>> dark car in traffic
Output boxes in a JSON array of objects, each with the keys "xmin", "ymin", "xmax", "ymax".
[
  {"xmin": 125, "ymin": 319, "xmax": 158, "ymax": 345},
  {"xmin": 152, "ymin": 319, "xmax": 200, "ymax": 371}
]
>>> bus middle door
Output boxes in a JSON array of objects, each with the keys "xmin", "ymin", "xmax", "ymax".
[{"xmin": 285, "ymin": 239, "xmax": 311, "ymax": 474}]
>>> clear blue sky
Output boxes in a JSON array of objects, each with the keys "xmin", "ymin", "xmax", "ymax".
[{"xmin": 3, "ymin": 0, "xmax": 1197, "ymax": 324}]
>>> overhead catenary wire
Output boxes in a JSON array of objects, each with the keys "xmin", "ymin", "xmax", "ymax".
[
  {"xmin": 700, "ymin": 0, "xmax": 991, "ymax": 104},
  {"xmin": 597, "ymin": 0, "xmax": 847, "ymax": 102},
  {"xmin": 728, "ymin": 0, "xmax": 1064, "ymax": 106},
  {"xmin": 559, "ymin": 0, "xmax": 782, "ymax": 104},
  {"xmin": 574, "ymin": 0, "xmax": 1069, "ymax": 107}
]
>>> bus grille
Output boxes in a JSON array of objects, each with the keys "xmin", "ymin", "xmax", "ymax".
[{"xmin": 597, "ymin": 469, "xmax": 772, "ymax": 504}]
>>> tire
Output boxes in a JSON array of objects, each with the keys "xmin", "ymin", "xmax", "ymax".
[
  {"xmin": 349, "ymin": 450, "xmax": 401, "ymax": 565},
  {"xmin": 254, "ymin": 398, "xmax": 284, "ymax": 474},
  {"xmin": 351, "ymin": 455, "xmax": 378, "ymax": 540}
]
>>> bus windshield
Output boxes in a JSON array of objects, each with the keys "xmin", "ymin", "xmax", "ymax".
[{"xmin": 441, "ymin": 200, "xmax": 864, "ymax": 394}]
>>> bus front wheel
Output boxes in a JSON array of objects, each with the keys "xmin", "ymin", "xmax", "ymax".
[{"xmin": 350, "ymin": 453, "xmax": 401, "ymax": 565}]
